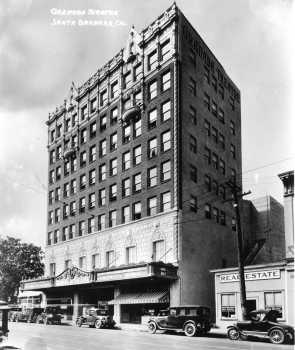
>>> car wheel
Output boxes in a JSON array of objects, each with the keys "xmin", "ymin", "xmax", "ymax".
[
  {"xmin": 148, "ymin": 322, "xmax": 157, "ymax": 334},
  {"xmin": 184, "ymin": 322, "xmax": 196, "ymax": 337},
  {"xmin": 227, "ymin": 328, "xmax": 240, "ymax": 341},
  {"xmin": 76, "ymin": 319, "xmax": 82, "ymax": 327},
  {"xmin": 95, "ymin": 319, "xmax": 102, "ymax": 329},
  {"xmin": 269, "ymin": 329, "xmax": 285, "ymax": 344}
]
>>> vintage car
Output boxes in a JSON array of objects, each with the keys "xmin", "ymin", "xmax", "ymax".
[
  {"xmin": 76, "ymin": 308, "xmax": 115, "ymax": 329},
  {"xmin": 36, "ymin": 306, "xmax": 63, "ymax": 325},
  {"xmin": 12, "ymin": 307, "xmax": 43, "ymax": 323},
  {"xmin": 227, "ymin": 309, "xmax": 294, "ymax": 345},
  {"xmin": 148, "ymin": 305, "xmax": 212, "ymax": 337}
]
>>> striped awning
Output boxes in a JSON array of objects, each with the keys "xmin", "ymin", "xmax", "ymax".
[{"xmin": 108, "ymin": 291, "xmax": 169, "ymax": 305}]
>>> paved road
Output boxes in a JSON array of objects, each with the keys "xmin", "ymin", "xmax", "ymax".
[{"xmin": 1, "ymin": 323, "xmax": 293, "ymax": 350}]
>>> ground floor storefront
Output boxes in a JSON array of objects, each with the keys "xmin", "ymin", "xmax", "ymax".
[
  {"xmin": 20, "ymin": 262, "xmax": 178, "ymax": 325},
  {"xmin": 210, "ymin": 260, "xmax": 294, "ymax": 330}
]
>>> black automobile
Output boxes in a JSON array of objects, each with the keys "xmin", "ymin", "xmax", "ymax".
[
  {"xmin": 148, "ymin": 305, "xmax": 212, "ymax": 337},
  {"xmin": 36, "ymin": 306, "xmax": 63, "ymax": 325},
  {"xmin": 76, "ymin": 308, "xmax": 115, "ymax": 329},
  {"xmin": 227, "ymin": 309, "xmax": 294, "ymax": 345}
]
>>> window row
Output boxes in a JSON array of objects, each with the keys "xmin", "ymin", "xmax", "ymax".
[
  {"xmin": 48, "ymin": 161, "xmax": 171, "ymax": 209},
  {"xmin": 48, "ymin": 238, "xmax": 166, "ymax": 276},
  {"xmin": 204, "ymin": 204, "xmax": 226, "ymax": 225},
  {"xmin": 203, "ymin": 146, "xmax": 236, "ymax": 179},
  {"xmin": 204, "ymin": 174, "xmax": 226, "ymax": 200},
  {"xmin": 48, "ymin": 192, "xmax": 172, "ymax": 242}
]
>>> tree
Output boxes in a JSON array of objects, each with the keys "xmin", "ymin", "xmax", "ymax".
[{"xmin": 0, "ymin": 236, "xmax": 44, "ymax": 302}]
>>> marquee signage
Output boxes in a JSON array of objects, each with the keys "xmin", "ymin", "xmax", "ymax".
[
  {"xmin": 220, "ymin": 269, "xmax": 281, "ymax": 283},
  {"xmin": 55, "ymin": 266, "xmax": 91, "ymax": 286}
]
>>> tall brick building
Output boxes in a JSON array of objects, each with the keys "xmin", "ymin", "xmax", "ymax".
[{"xmin": 22, "ymin": 3, "xmax": 241, "ymax": 324}]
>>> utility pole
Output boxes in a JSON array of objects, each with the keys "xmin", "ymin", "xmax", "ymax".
[{"xmin": 226, "ymin": 179, "xmax": 251, "ymax": 320}]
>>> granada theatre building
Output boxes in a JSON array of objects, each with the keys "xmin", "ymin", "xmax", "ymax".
[{"xmin": 22, "ymin": 3, "xmax": 241, "ymax": 325}]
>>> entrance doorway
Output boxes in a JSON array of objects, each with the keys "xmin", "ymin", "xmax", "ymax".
[{"xmin": 245, "ymin": 299, "xmax": 257, "ymax": 313}]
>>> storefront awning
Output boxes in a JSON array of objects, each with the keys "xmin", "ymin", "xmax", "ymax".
[{"xmin": 108, "ymin": 291, "xmax": 169, "ymax": 305}]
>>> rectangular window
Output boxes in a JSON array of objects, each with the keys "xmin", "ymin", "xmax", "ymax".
[
  {"xmin": 189, "ymin": 77, "xmax": 196, "ymax": 96},
  {"xmin": 89, "ymin": 145, "xmax": 96, "ymax": 163},
  {"xmin": 122, "ymin": 178, "xmax": 130, "ymax": 197},
  {"xmin": 64, "ymin": 119, "xmax": 71, "ymax": 133},
  {"xmin": 161, "ymin": 130, "xmax": 171, "ymax": 152},
  {"xmin": 212, "ymin": 76, "xmax": 217, "ymax": 91},
  {"xmin": 123, "ymin": 71, "xmax": 131, "ymax": 89},
  {"xmin": 161, "ymin": 160, "xmax": 171, "ymax": 182},
  {"xmin": 49, "ymin": 190, "xmax": 54, "ymax": 205},
  {"xmin": 204, "ymin": 66, "xmax": 210, "ymax": 84},
  {"xmin": 218, "ymin": 83, "xmax": 225, "ymax": 99},
  {"xmin": 55, "ymin": 187, "xmax": 61, "ymax": 201},
  {"xmin": 98, "ymin": 188, "xmax": 106, "ymax": 206},
  {"xmin": 70, "ymin": 201, "xmax": 76, "ymax": 217},
  {"xmin": 134, "ymin": 118, "xmax": 142, "ymax": 138},
  {"xmin": 89, "ymin": 169, "xmax": 96, "ymax": 186},
  {"xmin": 148, "ymin": 80, "xmax": 157, "ymax": 100},
  {"xmin": 49, "ymin": 263, "xmax": 56, "ymax": 277},
  {"xmin": 148, "ymin": 108, "xmax": 157, "ymax": 129},
  {"xmin": 122, "ymin": 152, "xmax": 131, "ymax": 171},
  {"xmin": 48, "ymin": 232, "xmax": 53, "ymax": 245},
  {"xmin": 189, "ymin": 49, "xmax": 196, "ymax": 67},
  {"xmin": 123, "ymin": 98, "xmax": 131, "ymax": 111},
  {"xmin": 230, "ymin": 120, "xmax": 235, "ymax": 135},
  {"xmin": 100, "ymin": 114, "xmax": 107, "ymax": 131},
  {"xmin": 64, "ymin": 160, "xmax": 70, "ymax": 176},
  {"xmin": 161, "ymin": 100, "xmax": 171, "ymax": 122},
  {"xmin": 72, "ymin": 114, "xmax": 77, "ymax": 128},
  {"xmin": 134, "ymin": 64, "xmax": 142, "ymax": 81},
  {"xmin": 70, "ymin": 179, "xmax": 76, "ymax": 194},
  {"xmin": 48, "ymin": 211, "xmax": 54, "ymax": 225},
  {"xmin": 204, "ymin": 120, "xmax": 210, "ymax": 136},
  {"xmin": 148, "ymin": 50, "xmax": 157, "ymax": 71},
  {"xmin": 56, "ymin": 146, "xmax": 62, "ymax": 160},
  {"xmin": 212, "ymin": 127, "xmax": 218, "ymax": 143},
  {"xmin": 99, "ymin": 139, "xmax": 106, "ymax": 157},
  {"xmin": 133, "ymin": 173, "xmax": 142, "ymax": 193},
  {"xmin": 64, "ymin": 183, "xmax": 69, "ymax": 198},
  {"xmin": 92, "ymin": 254, "xmax": 100, "ymax": 269},
  {"xmin": 205, "ymin": 174, "xmax": 211, "ymax": 192},
  {"xmin": 147, "ymin": 196, "xmax": 157, "ymax": 216},
  {"xmin": 265, "ymin": 292, "xmax": 283, "ymax": 317},
  {"xmin": 122, "ymin": 206, "xmax": 130, "ymax": 224},
  {"xmin": 98, "ymin": 214, "xmax": 106, "ymax": 231},
  {"xmin": 53, "ymin": 230, "xmax": 59, "ymax": 244},
  {"xmin": 98, "ymin": 163, "xmax": 106, "ymax": 182},
  {"xmin": 189, "ymin": 105, "xmax": 197, "ymax": 125},
  {"xmin": 80, "ymin": 151, "xmax": 87, "ymax": 167},
  {"xmin": 230, "ymin": 144, "xmax": 236, "ymax": 159},
  {"xmin": 69, "ymin": 224, "xmax": 75, "ymax": 238},
  {"xmin": 90, "ymin": 98, "xmax": 97, "ymax": 114},
  {"xmin": 88, "ymin": 192, "xmax": 96, "ymax": 209},
  {"xmin": 71, "ymin": 157, "xmax": 77, "ymax": 172},
  {"xmin": 123, "ymin": 124, "xmax": 131, "ymax": 143},
  {"xmin": 212, "ymin": 180, "xmax": 219, "ymax": 195},
  {"xmin": 204, "ymin": 93, "xmax": 210, "ymax": 111},
  {"xmin": 161, "ymin": 192, "xmax": 171, "ymax": 212},
  {"xmin": 56, "ymin": 124, "xmax": 62, "ymax": 138},
  {"xmin": 190, "ymin": 165, "xmax": 197, "ymax": 183},
  {"xmin": 221, "ymin": 294, "xmax": 236, "ymax": 319},
  {"xmin": 55, "ymin": 208, "xmax": 60, "ymax": 223},
  {"xmin": 56, "ymin": 166, "xmax": 61, "ymax": 181},
  {"xmin": 64, "ymin": 259, "xmax": 71, "ymax": 269},
  {"xmin": 212, "ymin": 153, "xmax": 218, "ymax": 169},
  {"xmin": 78, "ymin": 221, "xmax": 85, "ymax": 236},
  {"xmin": 220, "ymin": 159, "xmax": 225, "ymax": 175},
  {"xmin": 153, "ymin": 240, "xmax": 164, "ymax": 262},
  {"xmin": 79, "ymin": 197, "xmax": 86, "ymax": 213},
  {"xmin": 100, "ymin": 89, "xmax": 107, "ymax": 107},
  {"xmin": 133, "ymin": 202, "xmax": 142, "ymax": 220},
  {"xmin": 126, "ymin": 246, "xmax": 136, "ymax": 264},
  {"xmin": 110, "ymin": 107, "xmax": 118, "ymax": 125},
  {"xmin": 220, "ymin": 210, "xmax": 226, "ymax": 225},
  {"xmin": 109, "ymin": 184, "xmax": 117, "ymax": 202},
  {"xmin": 88, "ymin": 217, "xmax": 95, "ymax": 233},
  {"xmin": 219, "ymin": 134, "xmax": 225, "ymax": 149},
  {"xmin": 133, "ymin": 145, "xmax": 142, "ymax": 165},
  {"xmin": 218, "ymin": 108, "xmax": 225, "ymax": 123},
  {"xmin": 205, "ymin": 203, "xmax": 211, "ymax": 219},
  {"xmin": 110, "ymin": 158, "xmax": 117, "ymax": 176},
  {"xmin": 147, "ymin": 166, "xmax": 157, "ymax": 188},
  {"xmin": 190, "ymin": 195, "xmax": 198, "ymax": 212},
  {"xmin": 189, "ymin": 135, "xmax": 197, "ymax": 154},
  {"xmin": 148, "ymin": 137, "xmax": 157, "ymax": 159},
  {"xmin": 211, "ymin": 101, "xmax": 217, "ymax": 117},
  {"xmin": 212, "ymin": 207, "xmax": 219, "ymax": 223},
  {"xmin": 80, "ymin": 174, "xmax": 86, "ymax": 190},
  {"xmin": 110, "ymin": 80, "xmax": 119, "ymax": 99},
  {"xmin": 219, "ymin": 185, "xmax": 226, "ymax": 200},
  {"xmin": 110, "ymin": 133, "xmax": 117, "ymax": 151},
  {"xmin": 81, "ymin": 105, "xmax": 87, "ymax": 121},
  {"xmin": 204, "ymin": 147, "xmax": 211, "ymax": 164},
  {"xmin": 106, "ymin": 250, "xmax": 115, "ymax": 268},
  {"xmin": 162, "ymin": 71, "xmax": 171, "ymax": 91},
  {"xmin": 80, "ymin": 128, "xmax": 87, "ymax": 144},
  {"xmin": 50, "ymin": 150, "xmax": 55, "ymax": 164},
  {"xmin": 160, "ymin": 40, "xmax": 170, "ymax": 61},
  {"xmin": 109, "ymin": 210, "xmax": 117, "ymax": 228},
  {"xmin": 79, "ymin": 256, "xmax": 86, "ymax": 269}
]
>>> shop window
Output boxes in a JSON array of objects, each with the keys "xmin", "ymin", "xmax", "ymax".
[
  {"xmin": 126, "ymin": 246, "xmax": 136, "ymax": 265},
  {"xmin": 265, "ymin": 292, "xmax": 283, "ymax": 318},
  {"xmin": 153, "ymin": 240, "xmax": 164, "ymax": 262},
  {"xmin": 221, "ymin": 294, "xmax": 236, "ymax": 319}
]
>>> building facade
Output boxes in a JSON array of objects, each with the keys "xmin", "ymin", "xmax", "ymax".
[{"xmin": 22, "ymin": 4, "xmax": 241, "ymax": 324}]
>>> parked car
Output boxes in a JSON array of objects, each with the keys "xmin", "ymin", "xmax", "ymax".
[
  {"xmin": 13, "ymin": 308, "xmax": 43, "ymax": 323},
  {"xmin": 76, "ymin": 308, "xmax": 115, "ymax": 329},
  {"xmin": 36, "ymin": 306, "xmax": 63, "ymax": 325},
  {"xmin": 227, "ymin": 309, "xmax": 294, "ymax": 345},
  {"xmin": 8, "ymin": 306, "xmax": 22, "ymax": 322},
  {"xmin": 148, "ymin": 305, "xmax": 212, "ymax": 337}
]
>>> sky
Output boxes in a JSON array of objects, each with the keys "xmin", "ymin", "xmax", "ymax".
[{"xmin": 0, "ymin": 0, "xmax": 294, "ymax": 248}]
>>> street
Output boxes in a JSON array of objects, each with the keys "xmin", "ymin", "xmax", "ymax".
[{"xmin": 1, "ymin": 323, "xmax": 293, "ymax": 350}]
